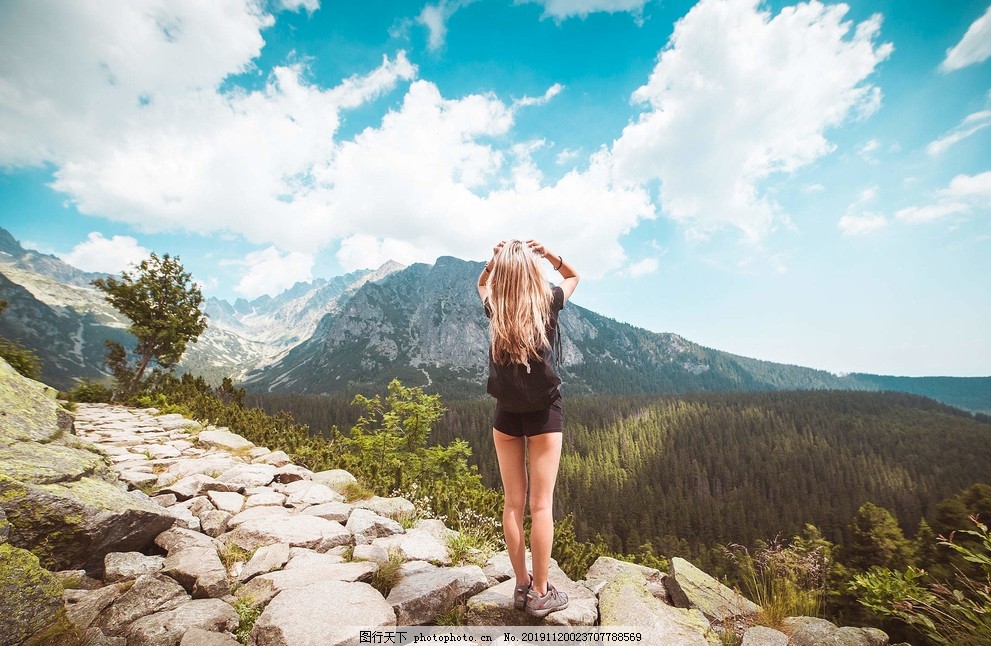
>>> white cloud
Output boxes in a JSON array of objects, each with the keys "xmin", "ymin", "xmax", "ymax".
[
  {"xmin": 513, "ymin": 83, "xmax": 564, "ymax": 108},
  {"xmin": 856, "ymin": 138, "xmax": 881, "ymax": 163},
  {"xmin": 838, "ymin": 212, "xmax": 887, "ymax": 236},
  {"xmin": 626, "ymin": 257, "xmax": 659, "ymax": 277},
  {"xmin": 232, "ymin": 247, "xmax": 314, "ymax": 298},
  {"xmin": 279, "ymin": 0, "xmax": 320, "ymax": 13},
  {"xmin": 940, "ymin": 4, "xmax": 991, "ymax": 72},
  {"xmin": 608, "ymin": 0, "xmax": 892, "ymax": 242},
  {"xmin": 61, "ymin": 232, "xmax": 150, "ymax": 273},
  {"xmin": 418, "ymin": 0, "xmax": 477, "ymax": 51},
  {"xmin": 927, "ymin": 109, "xmax": 991, "ymax": 155},
  {"xmin": 520, "ymin": 0, "xmax": 650, "ymax": 21},
  {"xmin": 894, "ymin": 171, "xmax": 991, "ymax": 223},
  {"xmin": 555, "ymin": 148, "xmax": 581, "ymax": 165}
]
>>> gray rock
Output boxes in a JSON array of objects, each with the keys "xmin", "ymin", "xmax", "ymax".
[
  {"xmin": 668, "ymin": 557, "xmax": 760, "ymax": 623},
  {"xmin": 284, "ymin": 481, "xmax": 344, "ymax": 507},
  {"xmin": 197, "ymin": 429, "xmax": 254, "ymax": 451},
  {"xmin": 180, "ymin": 628, "xmax": 242, "ymax": 646},
  {"xmin": 252, "ymin": 450, "xmax": 291, "ymax": 467},
  {"xmin": 200, "ymin": 509, "xmax": 232, "ymax": 538},
  {"xmin": 310, "ymin": 469, "xmax": 357, "ymax": 492},
  {"xmin": 598, "ymin": 573, "xmax": 715, "ymax": 644},
  {"xmin": 236, "ymin": 560, "xmax": 378, "ymax": 607},
  {"xmin": 156, "ymin": 526, "xmax": 219, "ymax": 553},
  {"xmin": 217, "ymin": 464, "xmax": 278, "ymax": 488},
  {"xmin": 783, "ymin": 617, "xmax": 840, "ymax": 646},
  {"xmin": 152, "ymin": 493, "xmax": 178, "ymax": 507},
  {"xmin": 239, "ymin": 543, "xmax": 292, "ymax": 583},
  {"xmin": 64, "ymin": 583, "xmax": 129, "ymax": 630},
  {"xmin": 741, "ymin": 626, "xmax": 789, "ymax": 646},
  {"xmin": 372, "ymin": 519, "xmax": 454, "ymax": 564},
  {"xmin": 228, "ymin": 505, "xmax": 291, "ymax": 528},
  {"xmin": 354, "ymin": 495, "xmax": 415, "ymax": 520},
  {"xmin": 346, "ymin": 507, "xmax": 404, "ymax": 539},
  {"xmin": 244, "ymin": 491, "xmax": 287, "ymax": 508},
  {"xmin": 117, "ymin": 470, "xmax": 160, "ymax": 488},
  {"xmin": 160, "ymin": 473, "xmax": 240, "ymax": 500},
  {"xmin": 207, "ymin": 490, "xmax": 245, "ymax": 515},
  {"xmin": 388, "ymin": 564, "xmax": 489, "ymax": 625},
  {"xmin": 273, "ymin": 464, "xmax": 312, "ymax": 483},
  {"xmin": 0, "ymin": 472, "xmax": 177, "ymax": 571},
  {"xmin": 104, "ymin": 551, "xmax": 165, "ymax": 582},
  {"xmin": 96, "ymin": 573, "xmax": 190, "ymax": 635},
  {"xmin": 123, "ymin": 598, "xmax": 239, "ymax": 646},
  {"xmin": 228, "ymin": 515, "xmax": 351, "ymax": 552},
  {"xmin": 298, "ymin": 501, "xmax": 351, "ymax": 522},
  {"xmin": 249, "ymin": 581, "xmax": 394, "ymax": 646},
  {"xmin": 163, "ymin": 545, "xmax": 231, "ymax": 598},
  {"xmin": 159, "ymin": 456, "xmax": 238, "ymax": 483},
  {"xmin": 353, "ymin": 543, "xmax": 390, "ymax": 564},
  {"xmin": 584, "ymin": 555, "xmax": 669, "ymax": 602}
]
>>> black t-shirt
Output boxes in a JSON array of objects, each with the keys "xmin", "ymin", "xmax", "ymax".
[{"xmin": 484, "ymin": 286, "xmax": 565, "ymax": 412}]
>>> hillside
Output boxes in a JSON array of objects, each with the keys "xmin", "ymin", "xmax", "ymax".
[{"xmin": 1, "ymin": 227, "xmax": 988, "ymax": 412}]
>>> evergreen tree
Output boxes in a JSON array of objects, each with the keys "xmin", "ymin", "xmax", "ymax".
[
  {"xmin": 92, "ymin": 253, "xmax": 207, "ymax": 395},
  {"xmin": 845, "ymin": 502, "xmax": 915, "ymax": 572}
]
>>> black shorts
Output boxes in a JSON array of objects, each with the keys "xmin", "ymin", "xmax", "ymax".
[{"xmin": 493, "ymin": 398, "xmax": 563, "ymax": 437}]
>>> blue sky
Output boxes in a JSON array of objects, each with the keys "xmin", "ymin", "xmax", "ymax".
[{"xmin": 1, "ymin": 0, "xmax": 989, "ymax": 377}]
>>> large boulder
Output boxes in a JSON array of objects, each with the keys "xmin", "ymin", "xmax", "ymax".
[
  {"xmin": 0, "ymin": 360, "xmax": 175, "ymax": 571},
  {"xmin": 387, "ymin": 564, "xmax": 488, "ymax": 624},
  {"xmin": 667, "ymin": 557, "xmax": 760, "ymax": 624},
  {"xmin": 0, "ymin": 542, "xmax": 63, "ymax": 646},
  {"xmin": 599, "ymin": 573, "xmax": 717, "ymax": 645}
]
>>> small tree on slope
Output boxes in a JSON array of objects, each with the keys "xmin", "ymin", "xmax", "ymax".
[{"xmin": 92, "ymin": 253, "xmax": 207, "ymax": 396}]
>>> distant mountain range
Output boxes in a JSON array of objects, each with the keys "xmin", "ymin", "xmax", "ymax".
[{"xmin": 1, "ymin": 226, "xmax": 988, "ymax": 413}]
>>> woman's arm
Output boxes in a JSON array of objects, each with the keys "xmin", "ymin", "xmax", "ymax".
[
  {"xmin": 527, "ymin": 240, "xmax": 580, "ymax": 302},
  {"xmin": 477, "ymin": 240, "xmax": 506, "ymax": 302}
]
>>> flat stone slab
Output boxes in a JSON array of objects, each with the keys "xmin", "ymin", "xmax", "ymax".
[
  {"xmin": 197, "ymin": 429, "xmax": 254, "ymax": 451},
  {"xmin": 236, "ymin": 561, "xmax": 378, "ymax": 607},
  {"xmin": 667, "ymin": 557, "xmax": 760, "ymax": 624},
  {"xmin": 104, "ymin": 552, "xmax": 165, "ymax": 582},
  {"xmin": 249, "ymin": 581, "xmax": 395, "ymax": 646},
  {"xmin": 388, "ymin": 564, "xmax": 488, "ymax": 625},
  {"xmin": 227, "ymin": 515, "xmax": 351, "ymax": 552}
]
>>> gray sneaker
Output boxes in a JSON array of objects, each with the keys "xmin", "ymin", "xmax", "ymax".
[
  {"xmin": 514, "ymin": 575, "xmax": 532, "ymax": 611},
  {"xmin": 526, "ymin": 581, "xmax": 569, "ymax": 618}
]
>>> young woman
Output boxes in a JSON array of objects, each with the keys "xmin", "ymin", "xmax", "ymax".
[{"xmin": 477, "ymin": 239, "xmax": 580, "ymax": 617}]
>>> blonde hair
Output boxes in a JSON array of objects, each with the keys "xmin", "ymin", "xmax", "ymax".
[{"xmin": 488, "ymin": 240, "xmax": 553, "ymax": 368}]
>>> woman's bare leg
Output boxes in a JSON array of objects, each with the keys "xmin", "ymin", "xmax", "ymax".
[
  {"xmin": 493, "ymin": 428, "xmax": 530, "ymax": 587},
  {"xmin": 526, "ymin": 431, "xmax": 563, "ymax": 595}
]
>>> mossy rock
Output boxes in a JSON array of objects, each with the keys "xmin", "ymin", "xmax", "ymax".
[
  {"xmin": 0, "ymin": 358, "xmax": 72, "ymax": 446},
  {"xmin": 1, "ymin": 474, "xmax": 176, "ymax": 571},
  {"xmin": 0, "ymin": 543, "xmax": 63, "ymax": 646},
  {"xmin": 0, "ymin": 442, "xmax": 111, "ymax": 485}
]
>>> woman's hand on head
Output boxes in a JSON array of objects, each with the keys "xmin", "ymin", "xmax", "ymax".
[
  {"xmin": 492, "ymin": 240, "xmax": 507, "ymax": 257},
  {"xmin": 526, "ymin": 239, "xmax": 547, "ymax": 258}
]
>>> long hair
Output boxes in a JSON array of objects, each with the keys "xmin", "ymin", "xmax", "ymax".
[{"xmin": 488, "ymin": 240, "xmax": 553, "ymax": 368}]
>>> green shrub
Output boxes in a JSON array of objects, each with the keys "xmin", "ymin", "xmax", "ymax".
[
  {"xmin": 850, "ymin": 516, "xmax": 991, "ymax": 646},
  {"xmin": 64, "ymin": 380, "xmax": 113, "ymax": 403},
  {"xmin": 0, "ymin": 338, "xmax": 41, "ymax": 380}
]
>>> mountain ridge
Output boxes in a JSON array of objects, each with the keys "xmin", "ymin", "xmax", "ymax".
[{"xmin": 0, "ymin": 227, "xmax": 988, "ymax": 413}]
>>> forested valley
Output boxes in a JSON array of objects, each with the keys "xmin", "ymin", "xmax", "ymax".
[{"xmin": 249, "ymin": 389, "xmax": 991, "ymax": 559}]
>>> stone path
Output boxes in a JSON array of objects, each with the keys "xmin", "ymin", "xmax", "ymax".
[{"xmin": 58, "ymin": 404, "xmax": 878, "ymax": 646}]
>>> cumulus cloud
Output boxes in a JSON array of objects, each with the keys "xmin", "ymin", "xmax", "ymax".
[
  {"xmin": 940, "ymin": 4, "xmax": 991, "ymax": 72},
  {"xmin": 279, "ymin": 0, "xmax": 320, "ymax": 13},
  {"xmin": 520, "ymin": 0, "xmax": 650, "ymax": 21},
  {"xmin": 895, "ymin": 171, "xmax": 991, "ymax": 223},
  {"xmin": 608, "ymin": 0, "xmax": 892, "ymax": 242},
  {"xmin": 231, "ymin": 247, "xmax": 314, "ymax": 298},
  {"xmin": 927, "ymin": 109, "xmax": 991, "ymax": 155},
  {"xmin": 61, "ymin": 232, "xmax": 150, "ymax": 273}
]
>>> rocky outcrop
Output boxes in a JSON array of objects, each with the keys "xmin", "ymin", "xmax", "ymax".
[
  {"xmin": 0, "ymin": 359, "xmax": 176, "ymax": 573},
  {"xmin": 1, "ymin": 381, "xmax": 896, "ymax": 644}
]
